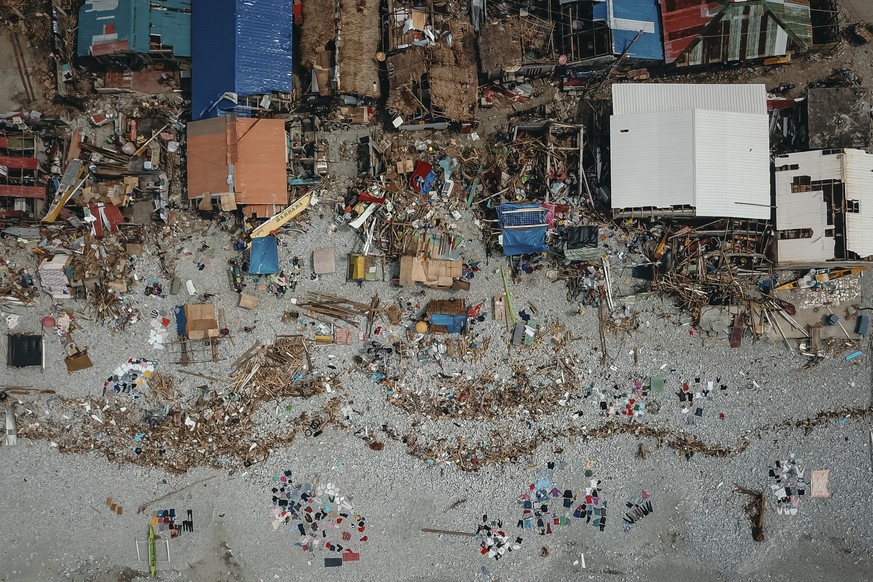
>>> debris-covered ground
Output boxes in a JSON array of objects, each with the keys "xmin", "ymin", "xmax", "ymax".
[{"xmin": 2, "ymin": 1, "xmax": 873, "ymax": 581}]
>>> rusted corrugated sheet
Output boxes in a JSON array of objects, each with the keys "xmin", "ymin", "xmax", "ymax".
[
  {"xmin": 660, "ymin": 0, "xmax": 722, "ymax": 63},
  {"xmin": 186, "ymin": 116, "xmax": 233, "ymax": 200},
  {"xmin": 661, "ymin": 0, "xmax": 811, "ymax": 66},
  {"xmin": 234, "ymin": 118, "xmax": 288, "ymax": 206},
  {"xmin": 0, "ymin": 185, "xmax": 44, "ymax": 199},
  {"xmin": 186, "ymin": 115, "xmax": 288, "ymax": 207},
  {"xmin": 0, "ymin": 156, "xmax": 38, "ymax": 170}
]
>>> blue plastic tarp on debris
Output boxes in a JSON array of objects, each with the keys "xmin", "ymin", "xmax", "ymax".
[
  {"xmin": 429, "ymin": 314, "xmax": 466, "ymax": 334},
  {"xmin": 497, "ymin": 204, "xmax": 548, "ymax": 256},
  {"xmin": 248, "ymin": 236, "xmax": 279, "ymax": 274},
  {"xmin": 502, "ymin": 226, "xmax": 548, "ymax": 256},
  {"xmin": 192, "ymin": 0, "xmax": 294, "ymax": 120}
]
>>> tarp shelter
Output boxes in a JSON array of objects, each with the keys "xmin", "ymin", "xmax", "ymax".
[
  {"xmin": 7, "ymin": 333, "xmax": 43, "ymax": 368},
  {"xmin": 426, "ymin": 299, "xmax": 467, "ymax": 334},
  {"xmin": 248, "ymin": 236, "xmax": 279, "ymax": 274},
  {"xmin": 191, "ymin": 0, "xmax": 294, "ymax": 120},
  {"xmin": 600, "ymin": 0, "xmax": 664, "ymax": 61},
  {"xmin": 497, "ymin": 204, "xmax": 549, "ymax": 256}
]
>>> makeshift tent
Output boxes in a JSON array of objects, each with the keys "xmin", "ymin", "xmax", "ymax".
[
  {"xmin": 497, "ymin": 204, "xmax": 548, "ymax": 256},
  {"xmin": 426, "ymin": 299, "xmax": 467, "ymax": 334},
  {"xmin": 248, "ymin": 235, "xmax": 279, "ymax": 275},
  {"xmin": 564, "ymin": 225, "xmax": 602, "ymax": 262},
  {"xmin": 7, "ymin": 333, "xmax": 44, "ymax": 368}
]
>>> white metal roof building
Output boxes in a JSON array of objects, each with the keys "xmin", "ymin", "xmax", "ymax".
[
  {"xmin": 774, "ymin": 149, "xmax": 873, "ymax": 262},
  {"xmin": 610, "ymin": 84, "xmax": 771, "ymax": 220}
]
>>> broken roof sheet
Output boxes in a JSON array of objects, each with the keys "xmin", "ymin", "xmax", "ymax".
[
  {"xmin": 191, "ymin": 0, "xmax": 294, "ymax": 120},
  {"xmin": 187, "ymin": 114, "xmax": 288, "ymax": 206},
  {"xmin": 774, "ymin": 149, "xmax": 873, "ymax": 260},
  {"xmin": 774, "ymin": 150, "xmax": 840, "ymax": 263},
  {"xmin": 660, "ymin": 0, "xmax": 812, "ymax": 65},
  {"xmin": 77, "ymin": 0, "xmax": 192, "ymax": 58}
]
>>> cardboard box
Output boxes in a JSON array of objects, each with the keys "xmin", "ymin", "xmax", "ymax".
[
  {"xmin": 238, "ymin": 293, "xmax": 259, "ymax": 310},
  {"xmin": 399, "ymin": 254, "xmax": 461, "ymax": 288},
  {"xmin": 65, "ymin": 349, "xmax": 93, "ymax": 373},
  {"xmin": 313, "ymin": 249, "xmax": 336, "ymax": 274},
  {"xmin": 185, "ymin": 303, "xmax": 219, "ymax": 339},
  {"xmin": 126, "ymin": 243, "xmax": 143, "ymax": 257}
]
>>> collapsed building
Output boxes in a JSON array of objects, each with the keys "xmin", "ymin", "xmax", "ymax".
[{"xmin": 775, "ymin": 149, "xmax": 873, "ymax": 263}]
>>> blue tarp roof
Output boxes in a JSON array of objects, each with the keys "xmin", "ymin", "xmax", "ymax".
[
  {"xmin": 192, "ymin": 0, "xmax": 294, "ymax": 120},
  {"xmin": 248, "ymin": 236, "xmax": 280, "ymax": 275},
  {"xmin": 609, "ymin": 0, "xmax": 664, "ymax": 61},
  {"xmin": 77, "ymin": 0, "xmax": 191, "ymax": 58}
]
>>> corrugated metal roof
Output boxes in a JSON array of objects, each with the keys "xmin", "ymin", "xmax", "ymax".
[
  {"xmin": 608, "ymin": 0, "xmax": 664, "ymax": 60},
  {"xmin": 659, "ymin": 0, "xmax": 812, "ymax": 65},
  {"xmin": 660, "ymin": 1, "xmax": 723, "ymax": 63},
  {"xmin": 773, "ymin": 151, "xmax": 840, "ymax": 262},
  {"xmin": 612, "ymin": 83, "xmax": 767, "ymax": 115},
  {"xmin": 610, "ymin": 107, "xmax": 770, "ymax": 220},
  {"xmin": 773, "ymin": 149, "xmax": 873, "ymax": 260},
  {"xmin": 191, "ymin": 0, "xmax": 293, "ymax": 120},
  {"xmin": 77, "ymin": 0, "xmax": 191, "ymax": 57},
  {"xmin": 692, "ymin": 110, "xmax": 770, "ymax": 220},
  {"xmin": 610, "ymin": 111, "xmax": 696, "ymax": 210},
  {"xmin": 842, "ymin": 149, "xmax": 873, "ymax": 258},
  {"xmin": 187, "ymin": 115, "xmax": 288, "ymax": 206}
]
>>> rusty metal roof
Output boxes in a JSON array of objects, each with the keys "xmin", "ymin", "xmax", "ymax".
[
  {"xmin": 660, "ymin": 0, "xmax": 812, "ymax": 65},
  {"xmin": 187, "ymin": 115, "xmax": 288, "ymax": 207}
]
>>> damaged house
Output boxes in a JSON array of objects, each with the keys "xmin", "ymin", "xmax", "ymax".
[
  {"xmin": 186, "ymin": 114, "xmax": 289, "ymax": 217},
  {"xmin": 609, "ymin": 83, "xmax": 770, "ymax": 220},
  {"xmin": 191, "ymin": 0, "xmax": 294, "ymax": 120},
  {"xmin": 385, "ymin": 4, "xmax": 477, "ymax": 125},
  {"xmin": 478, "ymin": 12, "xmax": 555, "ymax": 80},
  {"xmin": 0, "ymin": 131, "xmax": 44, "ymax": 218},
  {"xmin": 299, "ymin": 0, "xmax": 380, "ymax": 104},
  {"xmin": 774, "ymin": 149, "xmax": 873, "ymax": 262},
  {"xmin": 660, "ymin": 0, "xmax": 813, "ymax": 67},
  {"xmin": 77, "ymin": 0, "xmax": 191, "ymax": 65},
  {"xmin": 557, "ymin": 0, "xmax": 663, "ymax": 67}
]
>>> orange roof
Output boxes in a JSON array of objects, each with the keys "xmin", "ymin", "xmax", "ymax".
[{"xmin": 186, "ymin": 114, "xmax": 288, "ymax": 206}]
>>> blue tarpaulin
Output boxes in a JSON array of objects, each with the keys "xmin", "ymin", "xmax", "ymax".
[
  {"xmin": 192, "ymin": 0, "xmax": 294, "ymax": 120},
  {"xmin": 248, "ymin": 236, "xmax": 279, "ymax": 274},
  {"xmin": 609, "ymin": 0, "xmax": 664, "ymax": 61},
  {"xmin": 429, "ymin": 314, "xmax": 466, "ymax": 334},
  {"xmin": 497, "ymin": 204, "xmax": 549, "ymax": 256},
  {"xmin": 502, "ymin": 227, "xmax": 549, "ymax": 256}
]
